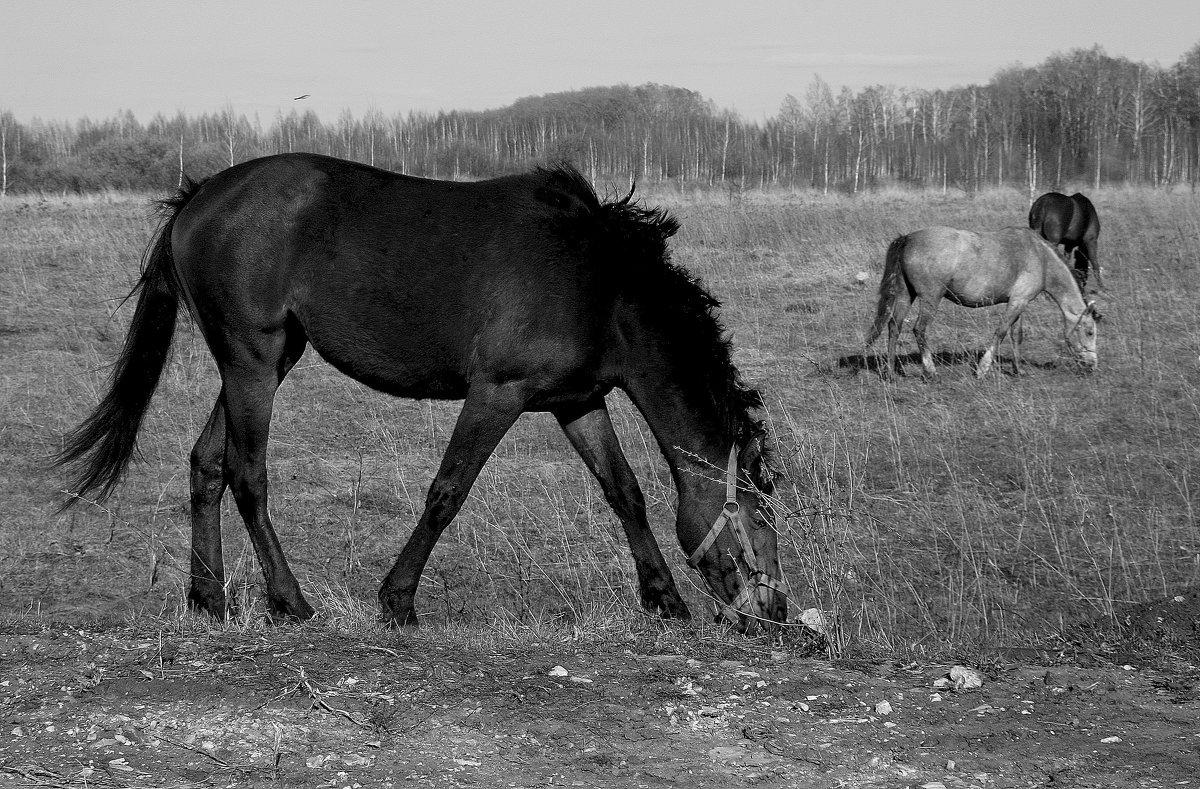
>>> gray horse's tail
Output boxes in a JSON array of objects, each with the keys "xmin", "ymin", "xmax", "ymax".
[{"xmin": 864, "ymin": 234, "xmax": 909, "ymax": 346}]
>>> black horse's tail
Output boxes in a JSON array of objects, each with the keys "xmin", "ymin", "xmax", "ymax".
[
  {"xmin": 864, "ymin": 234, "xmax": 909, "ymax": 346},
  {"xmin": 54, "ymin": 180, "xmax": 201, "ymax": 508}
]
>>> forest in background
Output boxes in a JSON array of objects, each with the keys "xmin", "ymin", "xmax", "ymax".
[{"xmin": 2, "ymin": 43, "xmax": 1199, "ymax": 196}]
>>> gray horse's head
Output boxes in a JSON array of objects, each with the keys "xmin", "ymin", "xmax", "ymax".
[{"xmin": 1067, "ymin": 300, "xmax": 1100, "ymax": 370}]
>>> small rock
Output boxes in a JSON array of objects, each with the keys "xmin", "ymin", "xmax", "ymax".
[
  {"xmin": 950, "ymin": 665, "xmax": 984, "ymax": 689},
  {"xmin": 875, "ymin": 700, "xmax": 893, "ymax": 715},
  {"xmin": 548, "ymin": 666, "xmax": 569, "ymax": 677},
  {"xmin": 1101, "ymin": 736, "xmax": 1122, "ymax": 743},
  {"xmin": 107, "ymin": 759, "xmax": 134, "ymax": 773},
  {"xmin": 799, "ymin": 608, "xmax": 828, "ymax": 635}
]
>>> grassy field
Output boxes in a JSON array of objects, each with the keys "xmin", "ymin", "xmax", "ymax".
[{"xmin": 3, "ymin": 184, "xmax": 1199, "ymax": 659}]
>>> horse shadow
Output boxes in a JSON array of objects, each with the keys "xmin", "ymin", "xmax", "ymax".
[{"xmin": 839, "ymin": 350, "xmax": 1060, "ymax": 377}]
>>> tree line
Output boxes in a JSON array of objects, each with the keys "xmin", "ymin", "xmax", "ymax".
[{"xmin": 3, "ymin": 43, "xmax": 1199, "ymax": 196}]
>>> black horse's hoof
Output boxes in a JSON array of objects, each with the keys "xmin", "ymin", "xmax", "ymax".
[
  {"xmin": 642, "ymin": 589, "xmax": 691, "ymax": 620},
  {"xmin": 379, "ymin": 592, "xmax": 420, "ymax": 629},
  {"xmin": 187, "ymin": 585, "xmax": 232, "ymax": 620},
  {"xmin": 381, "ymin": 609, "xmax": 420, "ymax": 630},
  {"xmin": 267, "ymin": 595, "xmax": 316, "ymax": 623}
]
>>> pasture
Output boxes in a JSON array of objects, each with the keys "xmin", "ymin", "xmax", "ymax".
[
  {"xmin": 3, "ymin": 184, "xmax": 1200, "ymax": 785},
  {"xmin": 3, "ymin": 185, "xmax": 1200, "ymax": 650}
]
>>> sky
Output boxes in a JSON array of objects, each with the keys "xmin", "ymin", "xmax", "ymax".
[{"xmin": 5, "ymin": 0, "xmax": 1199, "ymax": 125}]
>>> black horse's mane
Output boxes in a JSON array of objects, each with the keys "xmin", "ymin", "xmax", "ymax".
[{"xmin": 536, "ymin": 163, "xmax": 767, "ymax": 467}]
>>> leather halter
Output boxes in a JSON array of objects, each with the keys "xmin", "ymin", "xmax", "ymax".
[{"xmin": 687, "ymin": 446, "xmax": 787, "ymax": 622}]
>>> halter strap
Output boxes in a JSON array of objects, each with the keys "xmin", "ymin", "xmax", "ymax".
[
  {"xmin": 686, "ymin": 445, "xmax": 787, "ymax": 621},
  {"xmin": 687, "ymin": 446, "xmax": 741, "ymax": 569}
]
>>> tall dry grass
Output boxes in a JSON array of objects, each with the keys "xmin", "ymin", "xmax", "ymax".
[{"xmin": 2, "ymin": 185, "xmax": 1198, "ymax": 658}]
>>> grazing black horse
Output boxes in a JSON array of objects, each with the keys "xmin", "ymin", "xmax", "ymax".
[
  {"xmin": 55, "ymin": 153, "xmax": 787, "ymax": 632},
  {"xmin": 1028, "ymin": 191, "xmax": 1101, "ymax": 291}
]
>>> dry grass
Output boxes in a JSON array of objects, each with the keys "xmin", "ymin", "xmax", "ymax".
[{"xmin": 3, "ymin": 185, "xmax": 1199, "ymax": 659}]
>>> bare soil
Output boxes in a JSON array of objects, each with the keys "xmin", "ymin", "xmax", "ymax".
[{"xmin": 2, "ymin": 615, "xmax": 1198, "ymax": 788}]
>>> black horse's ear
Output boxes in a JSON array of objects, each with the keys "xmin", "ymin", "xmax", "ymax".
[{"xmin": 1086, "ymin": 300, "xmax": 1104, "ymax": 322}]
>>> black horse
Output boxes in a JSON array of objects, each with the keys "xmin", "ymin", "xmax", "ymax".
[
  {"xmin": 1028, "ymin": 191, "xmax": 1101, "ymax": 292},
  {"xmin": 55, "ymin": 153, "xmax": 787, "ymax": 632}
]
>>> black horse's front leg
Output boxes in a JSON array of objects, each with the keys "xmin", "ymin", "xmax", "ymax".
[
  {"xmin": 378, "ymin": 381, "xmax": 527, "ymax": 627},
  {"xmin": 555, "ymin": 401, "xmax": 690, "ymax": 620}
]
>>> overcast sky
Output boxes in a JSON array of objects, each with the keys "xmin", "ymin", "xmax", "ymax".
[{"xmin": 5, "ymin": 1, "xmax": 1198, "ymax": 125}]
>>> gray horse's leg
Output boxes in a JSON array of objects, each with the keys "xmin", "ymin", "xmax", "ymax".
[
  {"xmin": 885, "ymin": 294, "xmax": 914, "ymax": 378},
  {"xmin": 912, "ymin": 295, "xmax": 941, "ymax": 376},
  {"xmin": 1009, "ymin": 315, "xmax": 1025, "ymax": 375},
  {"xmin": 978, "ymin": 302, "xmax": 1028, "ymax": 378}
]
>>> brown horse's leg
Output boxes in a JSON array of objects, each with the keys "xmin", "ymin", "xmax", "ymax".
[
  {"xmin": 187, "ymin": 395, "xmax": 230, "ymax": 618},
  {"xmin": 379, "ymin": 381, "xmax": 528, "ymax": 627},
  {"xmin": 912, "ymin": 296, "xmax": 941, "ymax": 376},
  {"xmin": 554, "ymin": 402, "xmax": 690, "ymax": 619}
]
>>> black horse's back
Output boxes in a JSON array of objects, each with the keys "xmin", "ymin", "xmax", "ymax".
[
  {"xmin": 1029, "ymin": 190, "xmax": 1101, "ymax": 291},
  {"xmin": 168, "ymin": 156, "xmax": 597, "ymax": 401}
]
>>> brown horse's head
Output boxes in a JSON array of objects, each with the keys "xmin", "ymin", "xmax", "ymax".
[{"xmin": 683, "ymin": 434, "xmax": 788, "ymax": 634}]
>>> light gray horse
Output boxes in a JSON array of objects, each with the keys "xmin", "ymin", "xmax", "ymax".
[{"xmin": 865, "ymin": 226, "xmax": 1099, "ymax": 378}]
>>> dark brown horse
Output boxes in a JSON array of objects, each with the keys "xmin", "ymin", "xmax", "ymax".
[
  {"xmin": 1028, "ymin": 191, "xmax": 1101, "ymax": 292},
  {"xmin": 54, "ymin": 153, "xmax": 787, "ymax": 632}
]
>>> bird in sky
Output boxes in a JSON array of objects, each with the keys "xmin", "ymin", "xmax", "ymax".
[{"xmin": 293, "ymin": 94, "xmax": 310, "ymax": 101}]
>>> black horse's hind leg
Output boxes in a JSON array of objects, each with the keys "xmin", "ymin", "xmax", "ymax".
[
  {"xmin": 218, "ymin": 326, "xmax": 312, "ymax": 621},
  {"xmin": 187, "ymin": 394, "xmax": 230, "ymax": 618},
  {"xmin": 1064, "ymin": 242, "xmax": 1089, "ymax": 292},
  {"xmin": 1081, "ymin": 238, "xmax": 1100, "ymax": 289},
  {"xmin": 379, "ymin": 381, "xmax": 528, "ymax": 627},
  {"xmin": 554, "ymin": 401, "xmax": 691, "ymax": 620},
  {"xmin": 222, "ymin": 370, "xmax": 315, "ymax": 621}
]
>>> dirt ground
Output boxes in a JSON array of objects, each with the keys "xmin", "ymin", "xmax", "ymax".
[{"xmin": 2, "ymin": 611, "xmax": 1198, "ymax": 789}]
